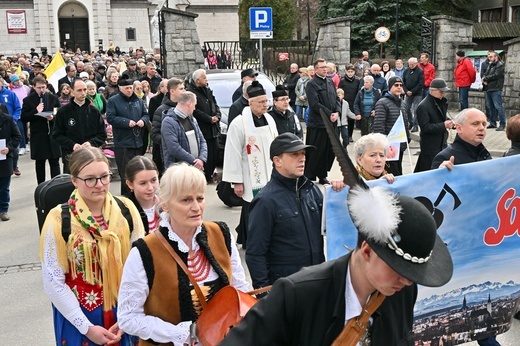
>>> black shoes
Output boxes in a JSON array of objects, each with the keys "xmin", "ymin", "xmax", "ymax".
[
  {"xmin": 0, "ymin": 212, "xmax": 10, "ymax": 221},
  {"xmin": 496, "ymin": 125, "xmax": 505, "ymax": 131},
  {"xmin": 318, "ymin": 178, "xmax": 330, "ymax": 185},
  {"xmin": 487, "ymin": 123, "xmax": 497, "ymax": 129}
]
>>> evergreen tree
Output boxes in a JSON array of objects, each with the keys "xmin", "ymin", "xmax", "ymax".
[{"xmin": 238, "ymin": 0, "xmax": 298, "ymax": 40}]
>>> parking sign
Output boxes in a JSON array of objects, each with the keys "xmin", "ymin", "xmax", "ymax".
[{"xmin": 249, "ymin": 7, "xmax": 273, "ymax": 31}]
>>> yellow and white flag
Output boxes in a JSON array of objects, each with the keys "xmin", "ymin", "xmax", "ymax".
[
  {"xmin": 44, "ymin": 53, "xmax": 66, "ymax": 91},
  {"xmin": 14, "ymin": 64, "xmax": 22, "ymax": 76},
  {"xmin": 119, "ymin": 60, "xmax": 127, "ymax": 75}
]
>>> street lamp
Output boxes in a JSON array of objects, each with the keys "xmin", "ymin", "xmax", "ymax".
[{"xmin": 395, "ymin": 0, "xmax": 399, "ymax": 59}]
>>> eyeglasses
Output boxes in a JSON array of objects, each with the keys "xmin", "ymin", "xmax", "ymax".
[
  {"xmin": 393, "ymin": 83, "xmax": 403, "ymax": 87},
  {"xmin": 75, "ymin": 173, "xmax": 112, "ymax": 187}
]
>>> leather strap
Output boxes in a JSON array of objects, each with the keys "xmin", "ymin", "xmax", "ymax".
[
  {"xmin": 331, "ymin": 291, "xmax": 386, "ymax": 346},
  {"xmin": 154, "ymin": 231, "xmax": 208, "ymax": 309}
]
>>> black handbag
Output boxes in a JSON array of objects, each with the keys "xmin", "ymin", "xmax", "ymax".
[{"xmin": 216, "ymin": 181, "xmax": 243, "ymax": 207}]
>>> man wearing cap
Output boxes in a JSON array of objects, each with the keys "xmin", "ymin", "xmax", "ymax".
[
  {"xmin": 106, "ymin": 78, "xmax": 149, "ymax": 194},
  {"xmin": 268, "ymin": 85, "xmax": 302, "ymax": 139},
  {"xmin": 246, "ymin": 133, "xmax": 327, "ymax": 290},
  {"xmin": 29, "ymin": 61, "xmax": 44, "ymax": 82},
  {"xmin": 305, "ymin": 58, "xmax": 341, "ymax": 185},
  {"xmin": 223, "ymin": 81, "xmax": 278, "ymax": 247},
  {"xmin": 373, "ymin": 76, "xmax": 410, "ymax": 176},
  {"xmin": 414, "ymin": 78, "xmax": 453, "ymax": 172},
  {"xmin": 121, "ymin": 60, "xmax": 140, "ymax": 80},
  {"xmin": 454, "ymin": 50, "xmax": 476, "ymax": 110},
  {"xmin": 228, "ymin": 80, "xmax": 252, "ymax": 126},
  {"xmin": 232, "ymin": 68, "xmax": 258, "ymax": 103},
  {"xmin": 222, "ymin": 188, "xmax": 453, "ymax": 345}
]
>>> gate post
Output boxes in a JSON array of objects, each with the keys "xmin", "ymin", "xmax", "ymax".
[{"xmin": 314, "ymin": 16, "xmax": 352, "ymax": 75}]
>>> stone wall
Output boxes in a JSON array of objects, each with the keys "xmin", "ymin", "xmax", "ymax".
[
  {"xmin": 161, "ymin": 8, "xmax": 205, "ymax": 77},
  {"xmin": 503, "ymin": 37, "xmax": 520, "ymax": 116},
  {"xmin": 314, "ymin": 16, "xmax": 351, "ymax": 74}
]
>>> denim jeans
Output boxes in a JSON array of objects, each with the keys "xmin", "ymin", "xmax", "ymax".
[
  {"xmin": 477, "ymin": 336, "xmax": 500, "ymax": 346},
  {"xmin": 487, "ymin": 90, "xmax": 506, "ymax": 126},
  {"xmin": 295, "ymin": 105, "xmax": 306, "ymax": 120},
  {"xmin": 16, "ymin": 120, "xmax": 26, "ymax": 148},
  {"xmin": 483, "ymin": 91, "xmax": 497, "ymax": 124},
  {"xmin": 403, "ymin": 95, "xmax": 422, "ymax": 126},
  {"xmin": 338, "ymin": 125, "xmax": 349, "ymax": 147},
  {"xmin": 0, "ymin": 176, "xmax": 11, "ymax": 212},
  {"xmin": 459, "ymin": 87, "xmax": 469, "ymax": 110}
]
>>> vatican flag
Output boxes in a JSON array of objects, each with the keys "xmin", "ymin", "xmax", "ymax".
[
  {"xmin": 14, "ymin": 64, "xmax": 22, "ymax": 76},
  {"xmin": 119, "ymin": 60, "xmax": 127, "ymax": 75},
  {"xmin": 45, "ymin": 53, "xmax": 66, "ymax": 91}
]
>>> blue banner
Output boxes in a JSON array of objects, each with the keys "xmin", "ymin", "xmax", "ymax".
[{"xmin": 326, "ymin": 155, "xmax": 520, "ymax": 343}]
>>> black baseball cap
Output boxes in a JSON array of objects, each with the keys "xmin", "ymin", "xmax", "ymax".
[{"xmin": 270, "ymin": 133, "xmax": 315, "ymax": 160}]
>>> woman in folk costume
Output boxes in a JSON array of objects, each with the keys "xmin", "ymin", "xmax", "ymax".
[
  {"xmin": 125, "ymin": 155, "xmax": 160, "ymax": 235},
  {"xmin": 222, "ymin": 81, "xmax": 278, "ymax": 247},
  {"xmin": 117, "ymin": 163, "xmax": 250, "ymax": 345},
  {"xmin": 40, "ymin": 147, "xmax": 144, "ymax": 345}
]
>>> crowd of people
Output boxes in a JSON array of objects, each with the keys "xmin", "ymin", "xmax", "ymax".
[{"xmin": 0, "ymin": 43, "xmax": 517, "ymax": 346}]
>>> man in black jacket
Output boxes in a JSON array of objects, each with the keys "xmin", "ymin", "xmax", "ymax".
[
  {"xmin": 402, "ymin": 57, "xmax": 424, "ymax": 132},
  {"xmin": 414, "ymin": 78, "xmax": 453, "ymax": 172},
  {"xmin": 150, "ymin": 77, "xmax": 185, "ymax": 175},
  {"xmin": 187, "ymin": 69, "xmax": 221, "ymax": 183},
  {"xmin": 268, "ymin": 86, "xmax": 302, "ymax": 138},
  {"xmin": 284, "ymin": 63, "xmax": 300, "ymax": 110},
  {"xmin": 53, "ymin": 79, "xmax": 107, "ymax": 173},
  {"xmin": 482, "ymin": 51, "xmax": 506, "ymax": 131},
  {"xmin": 228, "ymin": 80, "xmax": 252, "ymax": 126},
  {"xmin": 223, "ymin": 189, "xmax": 453, "ymax": 346},
  {"xmin": 231, "ymin": 68, "xmax": 257, "ymax": 103},
  {"xmin": 339, "ymin": 64, "xmax": 361, "ymax": 142},
  {"xmin": 304, "ymin": 58, "xmax": 340, "ymax": 185},
  {"xmin": 0, "ymin": 108, "xmax": 21, "ymax": 221}
]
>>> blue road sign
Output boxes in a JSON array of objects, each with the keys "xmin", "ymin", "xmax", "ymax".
[{"xmin": 249, "ymin": 7, "xmax": 273, "ymax": 32}]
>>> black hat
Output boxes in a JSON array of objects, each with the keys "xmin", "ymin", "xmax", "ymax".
[
  {"xmin": 241, "ymin": 68, "xmax": 259, "ymax": 79},
  {"xmin": 246, "ymin": 80, "xmax": 266, "ymax": 98},
  {"xmin": 430, "ymin": 78, "xmax": 450, "ymax": 91},
  {"xmin": 128, "ymin": 60, "xmax": 137, "ymax": 66},
  {"xmin": 272, "ymin": 85, "xmax": 288, "ymax": 99},
  {"xmin": 348, "ymin": 188, "xmax": 453, "ymax": 287},
  {"xmin": 31, "ymin": 61, "xmax": 44, "ymax": 68},
  {"xmin": 388, "ymin": 76, "xmax": 403, "ymax": 89},
  {"xmin": 456, "ymin": 50, "xmax": 465, "ymax": 57},
  {"xmin": 270, "ymin": 133, "xmax": 315, "ymax": 160},
  {"xmin": 97, "ymin": 64, "xmax": 107, "ymax": 70},
  {"xmin": 118, "ymin": 79, "xmax": 133, "ymax": 87}
]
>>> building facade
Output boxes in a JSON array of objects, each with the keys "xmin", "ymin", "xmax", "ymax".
[{"xmin": 0, "ymin": 0, "xmax": 238, "ymax": 55}]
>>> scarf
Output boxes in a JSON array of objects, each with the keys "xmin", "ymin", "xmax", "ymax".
[
  {"xmin": 45, "ymin": 190, "xmax": 133, "ymax": 311},
  {"xmin": 87, "ymin": 93, "xmax": 104, "ymax": 112},
  {"xmin": 356, "ymin": 164, "xmax": 387, "ymax": 181},
  {"xmin": 241, "ymin": 106, "xmax": 278, "ymax": 197}
]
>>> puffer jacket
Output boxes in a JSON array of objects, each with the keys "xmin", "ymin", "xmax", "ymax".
[
  {"xmin": 246, "ymin": 168, "xmax": 324, "ymax": 289},
  {"xmin": 373, "ymin": 93, "xmax": 410, "ymax": 152},
  {"xmin": 151, "ymin": 96, "xmax": 177, "ymax": 145}
]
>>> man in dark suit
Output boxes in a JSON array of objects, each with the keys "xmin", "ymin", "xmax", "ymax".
[
  {"xmin": 231, "ymin": 68, "xmax": 258, "ymax": 103},
  {"xmin": 414, "ymin": 78, "xmax": 453, "ymax": 172},
  {"xmin": 57, "ymin": 64, "xmax": 77, "ymax": 91},
  {"xmin": 222, "ymin": 191, "xmax": 453, "ymax": 346}
]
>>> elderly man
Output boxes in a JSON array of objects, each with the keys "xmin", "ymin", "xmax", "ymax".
[
  {"xmin": 431, "ymin": 108, "xmax": 498, "ymax": 346},
  {"xmin": 161, "ymin": 91, "xmax": 207, "ymax": 170},
  {"xmin": 223, "ymin": 81, "xmax": 278, "ymax": 248},
  {"xmin": 121, "ymin": 59, "xmax": 140, "ymax": 80},
  {"xmin": 369, "ymin": 64, "xmax": 388, "ymax": 94},
  {"xmin": 373, "ymin": 76, "xmax": 410, "ymax": 176},
  {"xmin": 187, "ymin": 69, "xmax": 221, "ymax": 183},
  {"xmin": 106, "ymin": 78, "xmax": 149, "ymax": 194},
  {"xmin": 232, "ymin": 68, "xmax": 258, "ymax": 103},
  {"xmin": 246, "ymin": 133, "xmax": 325, "ymax": 290},
  {"xmin": 482, "ymin": 51, "xmax": 506, "ymax": 131},
  {"xmin": 284, "ymin": 63, "xmax": 300, "ymax": 109},
  {"xmin": 268, "ymin": 86, "xmax": 302, "ymax": 138},
  {"xmin": 402, "ymin": 57, "xmax": 424, "ymax": 132},
  {"xmin": 414, "ymin": 78, "xmax": 452, "ymax": 172},
  {"xmin": 139, "ymin": 62, "xmax": 162, "ymax": 93},
  {"xmin": 305, "ymin": 58, "xmax": 340, "ymax": 185}
]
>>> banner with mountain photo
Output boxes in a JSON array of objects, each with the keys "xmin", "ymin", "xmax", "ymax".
[{"xmin": 325, "ymin": 155, "xmax": 520, "ymax": 344}]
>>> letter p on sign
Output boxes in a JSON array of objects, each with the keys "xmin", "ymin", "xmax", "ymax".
[
  {"xmin": 255, "ymin": 11, "xmax": 268, "ymax": 29},
  {"xmin": 249, "ymin": 7, "xmax": 273, "ymax": 32}
]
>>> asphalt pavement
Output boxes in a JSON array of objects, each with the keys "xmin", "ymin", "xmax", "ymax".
[{"xmin": 1, "ymin": 124, "xmax": 518, "ymax": 344}]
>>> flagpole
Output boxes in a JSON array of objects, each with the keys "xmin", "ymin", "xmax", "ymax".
[{"xmin": 406, "ymin": 140, "xmax": 413, "ymax": 172}]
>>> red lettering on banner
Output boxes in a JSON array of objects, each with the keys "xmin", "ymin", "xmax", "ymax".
[{"xmin": 483, "ymin": 188, "xmax": 520, "ymax": 246}]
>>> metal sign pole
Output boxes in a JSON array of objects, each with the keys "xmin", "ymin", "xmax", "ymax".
[{"xmin": 259, "ymin": 38, "xmax": 263, "ymax": 73}]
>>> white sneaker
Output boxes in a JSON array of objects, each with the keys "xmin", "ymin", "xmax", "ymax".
[
  {"xmin": 19, "ymin": 148, "xmax": 26, "ymax": 156},
  {"xmin": 25, "ymin": 147, "xmax": 30, "ymax": 153}
]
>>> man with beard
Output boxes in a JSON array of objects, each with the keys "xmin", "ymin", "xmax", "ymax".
[{"xmin": 187, "ymin": 69, "xmax": 221, "ymax": 183}]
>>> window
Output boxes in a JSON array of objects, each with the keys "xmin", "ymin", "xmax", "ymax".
[
  {"xmin": 481, "ymin": 8, "xmax": 502, "ymax": 23},
  {"xmin": 126, "ymin": 28, "xmax": 136, "ymax": 41},
  {"xmin": 512, "ymin": 6, "xmax": 520, "ymax": 23}
]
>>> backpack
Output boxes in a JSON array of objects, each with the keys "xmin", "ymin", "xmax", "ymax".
[{"xmin": 60, "ymin": 196, "xmax": 134, "ymax": 242}]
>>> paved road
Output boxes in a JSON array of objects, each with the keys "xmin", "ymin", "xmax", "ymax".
[{"xmin": 1, "ymin": 126, "xmax": 518, "ymax": 344}]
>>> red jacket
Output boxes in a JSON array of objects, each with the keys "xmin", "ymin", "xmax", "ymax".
[
  {"xmin": 454, "ymin": 58, "xmax": 476, "ymax": 87},
  {"xmin": 419, "ymin": 62, "xmax": 436, "ymax": 88}
]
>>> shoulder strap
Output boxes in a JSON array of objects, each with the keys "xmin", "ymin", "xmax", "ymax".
[
  {"xmin": 331, "ymin": 291, "xmax": 386, "ymax": 346},
  {"xmin": 61, "ymin": 203, "xmax": 71, "ymax": 242},
  {"xmin": 154, "ymin": 231, "xmax": 208, "ymax": 309},
  {"xmin": 113, "ymin": 196, "xmax": 133, "ymax": 233}
]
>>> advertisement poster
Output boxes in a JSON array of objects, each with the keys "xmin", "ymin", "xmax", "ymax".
[
  {"xmin": 6, "ymin": 10, "xmax": 27, "ymax": 34},
  {"xmin": 326, "ymin": 156, "xmax": 520, "ymax": 343}
]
